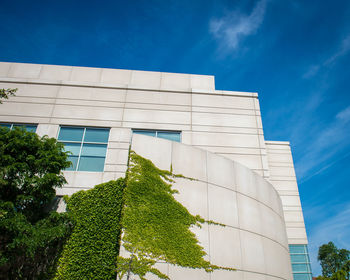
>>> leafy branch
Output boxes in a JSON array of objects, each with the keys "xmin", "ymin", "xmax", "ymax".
[{"xmin": 0, "ymin": 88, "xmax": 17, "ymax": 103}]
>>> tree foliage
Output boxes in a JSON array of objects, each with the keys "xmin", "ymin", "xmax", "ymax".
[
  {"xmin": 0, "ymin": 88, "xmax": 17, "ymax": 103},
  {"xmin": 317, "ymin": 242, "xmax": 350, "ymax": 280},
  {"xmin": 0, "ymin": 127, "xmax": 70, "ymax": 223},
  {"xmin": 0, "ymin": 127, "xmax": 72, "ymax": 279}
]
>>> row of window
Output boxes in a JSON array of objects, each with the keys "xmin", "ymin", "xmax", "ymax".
[
  {"xmin": 0, "ymin": 123, "xmax": 181, "ymax": 172},
  {"xmin": 289, "ymin": 245, "xmax": 313, "ymax": 280},
  {"xmin": 0, "ymin": 123, "xmax": 37, "ymax": 132}
]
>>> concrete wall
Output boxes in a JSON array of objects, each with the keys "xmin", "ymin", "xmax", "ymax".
[
  {"xmin": 0, "ymin": 62, "xmax": 307, "ymax": 247},
  {"xmin": 265, "ymin": 141, "xmax": 308, "ymax": 244},
  {"xmin": 0, "ymin": 62, "xmax": 269, "ymax": 179},
  {"xmin": 127, "ymin": 134, "xmax": 292, "ymax": 280}
]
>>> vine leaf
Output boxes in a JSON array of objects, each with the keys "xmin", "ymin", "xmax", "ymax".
[{"xmin": 117, "ymin": 151, "xmax": 235, "ymax": 279}]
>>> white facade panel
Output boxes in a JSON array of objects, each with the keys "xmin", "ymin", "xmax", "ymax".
[
  {"xmin": 0, "ymin": 62, "xmax": 310, "ymax": 279},
  {"xmin": 100, "ymin": 68, "xmax": 132, "ymax": 85},
  {"xmin": 129, "ymin": 134, "xmax": 292, "ymax": 280},
  {"xmin": 125, "ymin": 89, "xmax": 191, "ymax": 106},
  {"xmin": 266, "ymin": 141, "xmax": 308, "ymax": 245},
  {"xmin": 160, "ymin": 72, "xmax": 191, "ymax": 91},
  {"xmin": 40, "ymin": 64, "xmax": 72, "ymax": 81}
]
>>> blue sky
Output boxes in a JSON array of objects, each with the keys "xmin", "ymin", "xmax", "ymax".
[{"xmin": 1, "ymin": 0, "xmax": 350, "ymax": 275}]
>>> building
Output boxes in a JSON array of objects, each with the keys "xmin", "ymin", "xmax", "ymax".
[{"xmin": 0, "ymin": 62, "xmax": 312, "ymax": 280}]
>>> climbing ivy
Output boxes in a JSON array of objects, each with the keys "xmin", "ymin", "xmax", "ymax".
[
  {"xmin": 54, "ymin": 151, "xmax": 234, "ymax": 280},
  {"xmin": 117, "ymin": 151, "xmax": 234, "ymax": 279},
  {"xmin": 55, "ymin": 179, "xmax": 125, "ymax": 280}
]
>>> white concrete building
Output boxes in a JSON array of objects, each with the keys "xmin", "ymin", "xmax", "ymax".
[{"xmin": 0, "ymin": 62, "xmax": 312, "ymax": 280}]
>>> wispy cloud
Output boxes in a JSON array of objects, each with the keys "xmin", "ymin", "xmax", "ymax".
[
  {"xmin": 324, "ymin": 35, "xmax": 350, "ymax": 65},
  {"xmin": 209, "ymin": 0, "xmax": 267, "ymax": 52},
  {"xmin": 336, "ymin": 105, "xmax": 350, "ymax": 121},
  {"xmin": 303, "ymin": 34, "xmax": 350, "ymax": 78},
  {"xmin": 296, "ymin": 105, "xmax": 350, "ymax": 180},
  {"xmin": 303, "ymin": 65, "xmax": 321, "ymax": 79},
  {"xmin": 308, "ymin": 202, "xmax": 350, "ymax": 275}
]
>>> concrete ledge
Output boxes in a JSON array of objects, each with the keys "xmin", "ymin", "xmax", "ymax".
[{"xmin": 0, "ymin": 62, "xmax": 259, "ymax": 98}]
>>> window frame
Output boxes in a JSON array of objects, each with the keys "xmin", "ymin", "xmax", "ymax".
[
  {"xmin": 132, "ymin": 129, "xmax": 181, "ymax": 142},
  {"xmin": 58, "ymin": 126, "xmax": 110, "ymax": 172},
  {"xmin": 289, "ymin": 245, "xmax": 313, "ymax": 280},
  {"xmin": 0, "ymin": 123, "xmax": 37, "ymax": 132}
]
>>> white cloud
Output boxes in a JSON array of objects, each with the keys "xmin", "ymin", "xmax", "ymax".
[
  {"xmin": 303, "ymin": 34, "xmax": 350, "ymax": 78},
  {"xmin": 336, "ymin": 105, "xmax": 350, "ymax": 122},
  {"xmin": 209, "ymin": 0, "xmax": 267, "ymax": 51},
  {"xmin": 308, "ymin": 203, "xmax": 350, "ymax": 275},
  {"xmin": 296, "ymin": 105, "xmax": 350, "ymax": 180},
  {"xmin": 324, "ymin": 35, "xmax": 350, "ymax": 65},
  {"xmin": 302, "ymin": 65, "xmax": 320, "ymax": 79}
]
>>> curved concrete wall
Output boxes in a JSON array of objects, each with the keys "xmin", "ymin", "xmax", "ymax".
[{"xmin": 131, "ymin": 134, "xmax": 292, "ymax": 280}]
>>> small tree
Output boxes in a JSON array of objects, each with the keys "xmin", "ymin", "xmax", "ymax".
[
  {"xmin": 0, "ymin": 127, "xmax": 72, "ymax": 279},
  {"xmin": 317, "ymin": 242, "xmax": 350, "ymax": 280}
]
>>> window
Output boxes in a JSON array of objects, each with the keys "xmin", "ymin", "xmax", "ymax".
[
  {"xmin": 58, "ymin": 126, "xmax": 109, "ymax": 172},
  {"xmin": 133, "ymin": 129, "xmax": 181, "ymax": 142},
  {"xmin": 0, "ymin": 123, "xmax": 37, "ymax": 132},
  {"xmin": 289, "ymin": 245, "xmax": 313, "ymax": 280}
]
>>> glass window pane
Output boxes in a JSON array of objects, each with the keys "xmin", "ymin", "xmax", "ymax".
[
  {"xmin": 12, "ymin": 124, "xmax": 26, "ymax": 128},
  {"xmin": 63, "ymin": 142, "xmax": 81, "ymax": 156},
  {"xmin": 66, "ymin": 155, "xmax": 78, "ymax": 171},
  {"xmin": 291, "ymin": 254, "xmax": 308, "ymax": 263},
  {"xmin": 81, "ymin": 144, "xmax": 107, "ymax": 157},
  {"xmin": 133, "ymin": 130, "xmax": 156, "ymax": 137},
  {"xmin": 293, "ymin": 273, "xmax": 312, "ymax": 280},
  {"xmin": 58, "ymin": 127, "xmax": 84, "ymax": 141},
  {"xmin": 1, "ymin": 123, "xmax": 37, "ymax": 132},
  {"xmin": 78, "ymin": 156, "xmax": 105, "ymax": 172},
  {"xmin": 13, "ymin": 124, "xmax": 37, "ymax": 132},
  {"xmin": 0, "ymin": 123, "xmax": 11, "ymax": 129},
  {"xmin": 24, "ymin": 125, "xmax": 37, "ymax": 132},
  {"xmin": 292, "ymin": 264, "xmax": 310, "ymax": 272},
  {"xmin": 157, "ymin": 131, "xmax": 181, "ymax": 142},
  {"xmin": 289, "ymin": 245, "xmax": 306, "ymax": 254},
  {"xmin": 84, "ymin": 128, "xmax": 109, "ymax": 143}
]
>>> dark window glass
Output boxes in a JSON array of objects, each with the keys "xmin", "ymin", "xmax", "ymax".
[
  {"xmin": 0, "ymin": 123, "xmax": 37, "ymax": 132},
  {"xmin": 81, "ymin": 144, "xmax": 107, "ymax": 157},
  {"xmin": 58, "ymin": 127, "xmax": 84, "ymax": 142},
  {"xmin": 293, "ymin": 273, "xmax": 312, "ymax": 280},
  {"xmin": 58, "ymin": 126, "xmax": 109, "ymax": 172},
  {"xmin": 157, "ymin": 131, "xmax": 181, "ymax": 142},
  {"xmin": 63, "ymin": 142, "xmax": 81, "ymax": 156},
  {"xmin": 291, "ymin": 254, "xmax": 308, "ymax": 263},
  {"xmin": 78, "ymin": 156, "xmax": 106, "ymax": 172},
  {"xmin": 66, "ymin": 156, "xmax": 79, "ymax": 171},
  {"xmin": 289, "ymin": 245, "xmax": 306, "ymax": 254},
  {"xmin": 289, "ymin": 245, "xmax": 312, "ymax": 280},
  {"xmin": 133, "ymin": 129, "xmax": 181, "ymax": 142},
  {"xmin": 133, "ymin": 130, "xmax": 156, "ymax": 137},
  {"xmin": 84, "ymin": 128, "xmax": 109, "ymax": 143}
]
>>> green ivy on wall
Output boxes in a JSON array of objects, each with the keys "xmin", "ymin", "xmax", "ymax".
[
  {"xmin": 116, "ymin": 151, "xmax": 234, "ymax": 279},
  {"xmin": 54, "ymin": 151, "xmax": 234, "ymax": 280},
  {"xmin": 55, "ymin": 179, "xmax": 125, "ymax": 280}
]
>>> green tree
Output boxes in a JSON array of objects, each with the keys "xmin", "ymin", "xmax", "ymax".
[
  {"xmin": 317, "ymin": 242, "xmax": 350, "ymax": 280},
  {"xmin": 0, "ymin": 127, "xmax": 72, "ymax": 279},
  {"xmin": 0, "ymin": 88, "xmax": 17, "ymax": 103}
]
